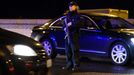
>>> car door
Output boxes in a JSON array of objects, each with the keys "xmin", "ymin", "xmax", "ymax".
[
  {"xmin": 80, "ymin": 15, "xmax": 108, "ymax": 55},
  {"xmin": 49, "ymin": 16, "xmax": 66, "ymax": 49}
]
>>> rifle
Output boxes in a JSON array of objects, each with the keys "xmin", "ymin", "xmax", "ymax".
[{"xmin": 64, "ymin": 18, "xmax": 72, "ymax": 43}]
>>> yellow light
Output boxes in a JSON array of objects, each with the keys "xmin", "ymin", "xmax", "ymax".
[{"xmin": 36, "ymin": 43, "xmax": 41, "ymax": 46}]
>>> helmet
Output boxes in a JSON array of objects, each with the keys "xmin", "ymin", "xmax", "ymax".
[{"xmin": 69, "ymin": 1, "xmax": 78, "ymax": 6}]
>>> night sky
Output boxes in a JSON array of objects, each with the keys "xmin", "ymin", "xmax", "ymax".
[{"xmin": 0, "ymin": 0, "xmax": 133, "ymax": 19}]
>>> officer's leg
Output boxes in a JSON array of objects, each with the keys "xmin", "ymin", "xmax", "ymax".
[
  {"xmin": 74, "ymin": 38, "xmax": 80, "ymax": 66},
  {"xmin": 65, "ymin": 38, "xmax": 73, "ymax": 69},
  {"xmin": 70, "ymin": 36, "xmax": 80, "ymax": 68}
]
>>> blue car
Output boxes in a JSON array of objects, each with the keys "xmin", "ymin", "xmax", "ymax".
[{"xmin": 31, "ymin": 11, "xmax": 134, "ymax": 65}]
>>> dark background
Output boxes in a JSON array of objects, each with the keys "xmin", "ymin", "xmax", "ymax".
[{"xmin": 0, "ymin": 0, "xmax": 133, "ymax": 19}]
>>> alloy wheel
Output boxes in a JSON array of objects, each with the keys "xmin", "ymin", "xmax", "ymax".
[
  {"xmin": 42, "ymin": 40, "xmax": 52, "ymax": 56},
  {"xmin": 111, "ymin": 44, "xmax": 127, "ymax": 64}
]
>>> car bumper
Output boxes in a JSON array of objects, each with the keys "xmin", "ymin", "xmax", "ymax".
[{"xmin": 7, "ymin": 55, "xmax": 51, "ymax": 75}]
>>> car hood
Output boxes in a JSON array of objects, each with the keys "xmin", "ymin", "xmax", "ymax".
[{"xmin": 0, "ymin": 28, "xmax": 43, "ymax": 49}]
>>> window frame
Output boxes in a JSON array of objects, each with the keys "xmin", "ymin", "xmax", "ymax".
[
  {"xmin": 81, "ymin": 15, "xmax": 100, "ymax": 30},
  {"xmin": 49, "ymin": 16, "xmax": 66, "ymax": 28}
]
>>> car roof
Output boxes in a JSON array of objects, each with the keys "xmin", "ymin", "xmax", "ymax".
[
  {"xmin": 78, "ymin": 10, "xmax": 118, "ymax": 18},
  {"xmin": 43, "ymin": 10, "xmax": 119, "ymax": 26}
]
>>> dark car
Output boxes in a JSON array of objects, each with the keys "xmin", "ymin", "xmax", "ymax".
[
  {"xmin": 0, "ymin": 28, "xmax": 52, "ymax": 75},
  {"xmin": 31, "ymin": 11, "xmax": 134, "ymax": 65}
]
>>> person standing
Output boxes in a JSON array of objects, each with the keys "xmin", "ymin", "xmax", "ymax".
[{"xmin": 63, "ymin": 1, "xmax": 81, "ymax": 71}]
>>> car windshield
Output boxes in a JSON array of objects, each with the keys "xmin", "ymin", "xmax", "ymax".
[{"xmin": 91, "ymin": 16, "xmax": 134, "ymax": 29}]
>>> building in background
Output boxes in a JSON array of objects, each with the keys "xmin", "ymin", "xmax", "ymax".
[{"xmin": 79, "ymin": 8, "xmax": 128, "ymax": 19}]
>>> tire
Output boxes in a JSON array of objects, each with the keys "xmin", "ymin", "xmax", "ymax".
[
  {"xmin": 41, "ymin": 39, "xmax": 57, "ymax": 59},
  {"xmin": 110, "ymin": 42, "xmax": 130, "ymax": 65}
]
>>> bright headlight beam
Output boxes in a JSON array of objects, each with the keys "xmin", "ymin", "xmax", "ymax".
[
  {"xmin": 131, "ymin": 38, "xmax": 134, "ymax": 44},
  {"xmin": 14, "ymin": 45, "xmax": 37, "ymax": 56}
]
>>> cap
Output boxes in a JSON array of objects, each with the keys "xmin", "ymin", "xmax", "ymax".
[{"xmin": 69, "ymin": 1, "xmax": 78, "ymax": 6}]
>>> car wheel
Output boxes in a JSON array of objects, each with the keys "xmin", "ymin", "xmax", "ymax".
[
  {"xmin": 41, "ymin": 39, "xmax": 57, "ymax": 59},
  {"xmin": 111, "ymin": 42, "xmax": 130, "ymax": 65}
]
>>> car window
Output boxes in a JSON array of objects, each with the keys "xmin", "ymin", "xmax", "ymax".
[
  {"xmin": 90, "ymin": 16, "xmax": 113, "ymax": 29},
  {"xmin": 53, "ymin": 20, "xmax": 63, "ymax": 26},
  {"xmin": 98, "ymin": 19, "xmax": 112, "ymax": 29},
  {"xmin": 109, "ymin": 19, "xmax": 134, "ymax": 29},
  {"xmin": 91, "ymin": 16, "xmax": 134, "ymax": 29},
  {"xmin": 81, "ymin": 15, "xmax": 97, "ymax": 29},
  {"xmin": 52, "ymin": 15, "xmax": 98, "ymax": 29},
  {"xmin": 52, "ymin": 16, "xmax": 65, "ymax": 27}
]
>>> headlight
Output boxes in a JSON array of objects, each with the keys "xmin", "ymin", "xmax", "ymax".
[
  {"xmin": 13, "ymin": 45, "xmax": 37, "ymax": 56},
  {"xmin": 131, "ymin": 38, "xmax": 134, "ymax": 44}
]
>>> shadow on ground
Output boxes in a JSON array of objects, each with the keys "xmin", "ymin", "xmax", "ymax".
[{"xmin": 51, "ymin": 56, "xmax": 134, "ymax": 75}]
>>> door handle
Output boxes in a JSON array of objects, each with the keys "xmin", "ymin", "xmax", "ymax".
[{"xmin": 51, "ymin": 28, "xmax": 56, "ymax": 31}]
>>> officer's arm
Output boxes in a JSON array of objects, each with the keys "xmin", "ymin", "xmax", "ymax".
[
  {"xmin": 62, "ymin": 19, "xmax": 65, "ymax": 29},
  {"xmin": 62, "ymin": 18, "xmax": 67, "ymax": 32}
]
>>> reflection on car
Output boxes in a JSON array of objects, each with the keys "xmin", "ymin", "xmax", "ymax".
[
  {"xmin": 31, "ymin": 11, "xmax": 134, "ymax": 65},
  {"xmin": 0, "ymin": 28, "xmax": 52, "ymax": 75}
]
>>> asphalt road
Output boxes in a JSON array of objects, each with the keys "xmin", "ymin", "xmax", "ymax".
[
  {"xmin": 50, "ymin": 55, "xmax": 134, "ymax": 75},
  {"xmin": 1, "ymin": 55, "xmax": 134, "ymax": 75}
]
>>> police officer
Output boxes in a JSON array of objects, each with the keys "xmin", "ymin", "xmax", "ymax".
[{"xmin": 63, "ymin": 1, "xmax": 81, "ymax": 71}]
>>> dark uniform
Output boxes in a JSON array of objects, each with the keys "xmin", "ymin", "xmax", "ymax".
[{"xmin": 63, "ymin": 10, "xmax": 82, "ymax": 70}]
